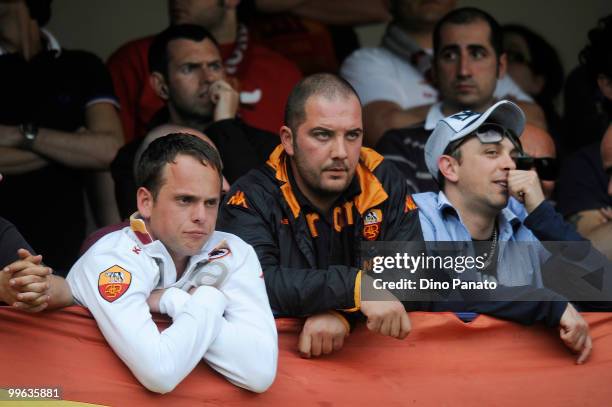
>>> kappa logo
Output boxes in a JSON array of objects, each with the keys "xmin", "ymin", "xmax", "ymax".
[
  {"xmin": 404, "ymin": 195, "xmax": 418, "ymax": 213},
  {"xmin": 132, "ymin": 246, "xmax": 141, "ymax": 255},
  {"xmin": 98, "ymin": 265, "xmax": 132, "ymax": 303},
  {"xmin": 363, "ymin": 209, "xmax": 382, "ymax": 241},
  {"xmin": 227, "ymin": 191, "xmax": 249, "ymax": 209}
]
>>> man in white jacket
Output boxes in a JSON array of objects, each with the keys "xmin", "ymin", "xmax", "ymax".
[{"xmin": 63, "ymin": 133, "xmax": 278, "ymax": 393}]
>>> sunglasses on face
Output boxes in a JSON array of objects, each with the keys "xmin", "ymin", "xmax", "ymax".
[{"xmin": 515, "ymin": 155, "xmax": 559, "ymax": 181}]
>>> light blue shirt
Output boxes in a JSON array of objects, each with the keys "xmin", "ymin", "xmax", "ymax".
[{"xmin": 413, "ymin": 191, "xmax": 547, "ymax": 287}]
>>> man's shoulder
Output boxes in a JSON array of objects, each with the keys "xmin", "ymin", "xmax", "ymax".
[
  {"xmin": 208, "ymin": 230, "xmax": 254, "ymax": 256},
  {"xmin": 343, "ymin": 46, "xmax": 397, "ymax": 67},
  {"xmin": 378, "ymin": 120, "xmax": 429, "ymax": 146},
  {"xmin": 107, "ymin": 35, "xmax": 154, "ymax": 65},
  {"xmin": 224, "ymin": 165, "xmax": 280, "ymax": 209},
  {"xmin": 81, "ymin": 227, "xmax": 139, "ymax": 260},
  {"xmin": 243, "ymin": 43, "xmax": 302, "ymax": 82}
]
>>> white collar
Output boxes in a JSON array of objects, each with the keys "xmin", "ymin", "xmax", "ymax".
[
  {"xmin": 424, "ymin": 102, "xmax": 445, "ymax": 130},
  {"xmin": 0, "ymin": 28, "xmax": 61, "ymax": 57}
]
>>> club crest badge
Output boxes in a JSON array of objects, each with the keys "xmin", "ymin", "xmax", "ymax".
[
  {"xmin": 98, "ymin": 265, "xmax": 132, "ymax": 303},
  {"xmin": 363, "ymin": 209, "xmax": 383, "ymax": 241},
  {"xmin": 208, "ymin": 240, "xmax": 231, "ymax": 261}
]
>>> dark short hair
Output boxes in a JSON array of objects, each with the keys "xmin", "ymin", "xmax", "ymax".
[
  {"xmin": 433, "ymin": 7, "xmax": 503, "ymax": 60},
  {"xmin": 148, "ymin": 24, "xmax": 219, "ymax": 78},
  {"xmin": 25, "ymin": 0, "xmax": 52, "ymax": 27},
  {"xmin": 284, "ymin": 73, "xmax": 361, "ymax": 134},
  {"xmin": 503, "ymin": 24, "xmax": 564, "ymax": 102},
  {"xmin": 580, "ymin": 14, "xmax": 612, "ymax": 81},
  {"xmin": 135, "ymin": 133, "xmax": 223, "ymax": 198}
]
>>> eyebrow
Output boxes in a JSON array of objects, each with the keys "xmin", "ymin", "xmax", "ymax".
[{"xmin": 440, "ymin": 44, "xmax": 489, "ymax": 53}]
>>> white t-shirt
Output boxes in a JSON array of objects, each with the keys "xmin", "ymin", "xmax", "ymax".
[{"xmin": 341, "ymin": 46, "xmax": 531, "ymax": 109}]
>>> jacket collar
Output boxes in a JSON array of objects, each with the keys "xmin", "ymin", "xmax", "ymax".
[{"xmin": 435, "ymin": 191, "xmax": 522, "ymax": 234}]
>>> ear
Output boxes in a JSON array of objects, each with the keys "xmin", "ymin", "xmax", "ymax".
[
  {"xmin": 150, "ymin": 72, "xmax": 169, "ymax": 100},
  {"xmin": 438, "ymin": 155, "xmax": 460, "ymax": 184},
  {"xmin": 497, "ymin": 52, "xmax": 508, "ymax": 79},
  {"xmin": 137, "ymin": 187, "xmax": 154, "ymax": 219},
  {"xmin": 597, "ymin": 74, "xmax": 612, "ymax": 100},
  {"xmin": 280, "ymin": 125, "xmax": 295, "ymax": 156}
]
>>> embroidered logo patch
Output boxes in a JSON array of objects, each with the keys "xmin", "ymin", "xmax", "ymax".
[
  {"xmin": 98, "ymin": 265, "xmax": 132, "ymax": 303},
  {"xmin": 363, "ymin": 209, "xmax": 382, "ymax": 241},
  {"xmin": 227, "ymin": 191, "xmax": 249, "ymax": 208},
  {"xmin": 208, "ymin": 240, "xmax": 232, "ymax": 261},
  {"xmin": 404, "ymin": 195, "xmax": 418, "ymax": 212},
  {"xmin": 208, "ymin": 247, "xmax": 230, "ymax": 260}
]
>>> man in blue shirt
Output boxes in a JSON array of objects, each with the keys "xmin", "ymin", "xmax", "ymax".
[{"xmin": 413, "ymin": 100, "xmax": 593, "ymax": 363}]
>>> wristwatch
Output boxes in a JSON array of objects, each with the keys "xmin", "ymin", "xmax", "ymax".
[{"xmin": 20, "ymin": 123, "xmax": 39, "ymax": 150}]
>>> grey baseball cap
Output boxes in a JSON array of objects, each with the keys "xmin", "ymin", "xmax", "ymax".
[{"xmin": 424, "ymin": 100, "xmax": 525, "ymax": 182}]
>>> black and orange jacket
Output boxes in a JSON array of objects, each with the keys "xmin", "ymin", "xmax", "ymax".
[{"xmin": 217, "ymin": 145, "xmax": 422, "ymax": 318}]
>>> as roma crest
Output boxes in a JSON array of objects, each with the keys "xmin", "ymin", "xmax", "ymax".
[
  {"xmin": 98, "ymin": 265, "xmax": 132, "ymax": 303},
  {"xmin": 363, "ymin": 209, "xmax": 383, "ymax": 241},
  {"xmin": 208, "ymin": 240, "xmax": 231, "ymax": 261}
]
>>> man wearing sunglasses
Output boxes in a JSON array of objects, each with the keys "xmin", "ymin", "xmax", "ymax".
[{"xmin": 516, "ymin": 124, "xmax": 558, "ymax": 200}]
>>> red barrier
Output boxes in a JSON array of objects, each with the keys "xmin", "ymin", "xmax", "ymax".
[{"xmin": 1, "ymin": 307, "xmax": 611, "ymax": 406}]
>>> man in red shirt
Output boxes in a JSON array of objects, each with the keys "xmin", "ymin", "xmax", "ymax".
[{"xmin": 108, "ymin": 0, "xmax": 302, "ymax": 142}]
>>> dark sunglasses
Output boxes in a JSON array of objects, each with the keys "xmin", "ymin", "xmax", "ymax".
[
  {"xmin": 515, "ymin": 155, "xmax": 559, "ymax": 181},
  {"xmin": 606, "ymin": 167, "xmax": 612, "ymax": 177}
]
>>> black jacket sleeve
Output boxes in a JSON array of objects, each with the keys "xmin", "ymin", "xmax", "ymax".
[
  {"xmin": 421, "ymin": 286, "xmax": 568, "ymax": 327},
  {"xmin": 524, "ymin": 200, "xmax": 585, "ymax": 241}
]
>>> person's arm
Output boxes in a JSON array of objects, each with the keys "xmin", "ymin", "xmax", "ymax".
[
  {"xmin": 255, "ymin": 0, "xmax": 390, "ymax": 25},
  {"xmin": 341, "ymin": 49, "xmax": 418, "ymax": 147},
  {"xmin": 66, "ymin": 250, "xmax": 228, "ymax": 394},
  {"xmin": 0, "ymin": 103, "xmax": 122, "ymax": 169},
  {"xmin": 587, "ymin": 221, "xmax": 612, "ymax": 259},
  {"xmin": 0, "ymin": 144, "xmax": 48, "ymax": 174},
  {"xmin": 363, "ymin": 102, "xmax": 429, "ymax": 147},
  {"xmin": 84, "ymin": 170, "xmax": 121, "ymax": 227},
  {"xmin": 200, "ymin": 245, "xmax": 277, "ymax": 392}
]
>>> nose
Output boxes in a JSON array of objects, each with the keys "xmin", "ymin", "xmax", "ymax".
[
  {"xmin": 191, "ymin": 203, "xmax": 208, "ymax": 224},
  {"xmin": 458, "ymin": 51, "xmax": 472, "ymax": 78},
  {"xmin": 330, "ymin": 136, "xmax": 348, "ymax": 160},
  {"xmin": 501, "ymin": 152, "xmax": 517, "ymax": 171},
  {"xmin": 200, "ymin": 67, "xmax": 216, "ymax": 84}
]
